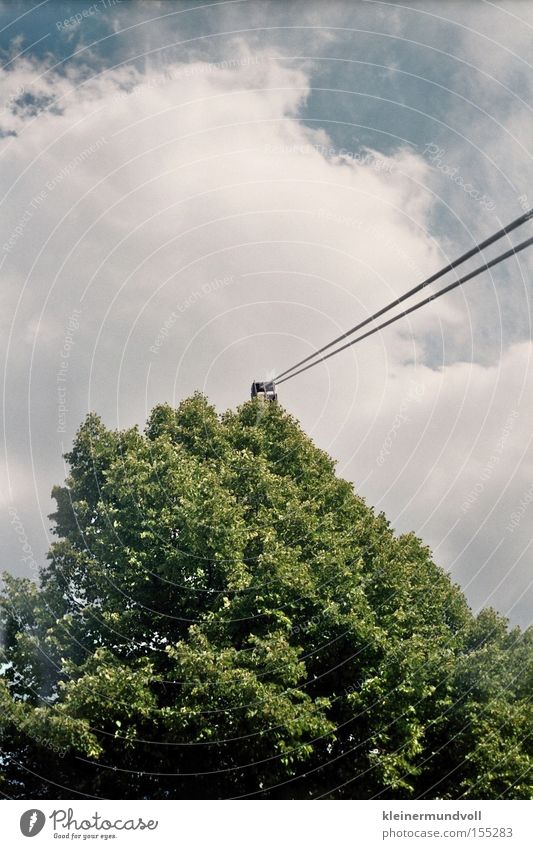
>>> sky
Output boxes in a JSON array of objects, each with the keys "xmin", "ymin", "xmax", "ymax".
[{"xmin": 1, "ymin": 0, "xmax": 532, "ymax": 627}]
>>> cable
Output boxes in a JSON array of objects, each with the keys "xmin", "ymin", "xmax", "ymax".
[
  {"xmin": 277, "ymin": 234, "xmax": 533, "ymax": 385},
  {"xmin": 274, "ymin": 208, "xmax": 533, "ymax": 383}
]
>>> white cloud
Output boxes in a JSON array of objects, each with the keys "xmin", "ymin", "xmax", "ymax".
[
  {"xmin": 326, "ymin": 341, "xmax": 533, "ymax": 624},
  {"xmin": 0, "ymin": 48, "xmax": 531, "ymax": 625}
]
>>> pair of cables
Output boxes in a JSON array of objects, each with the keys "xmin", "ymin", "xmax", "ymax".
[{"xmin": 274, "ymin": 208, "xmax": 533, "ymax": 386}]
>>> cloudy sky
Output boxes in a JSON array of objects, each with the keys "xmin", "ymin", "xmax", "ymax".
[{"xmin": 1, "ymin": 0, "xmax": 532, "ymax": 626}]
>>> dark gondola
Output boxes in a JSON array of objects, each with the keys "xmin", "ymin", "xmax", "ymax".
[{"xmin": 251, "ymin": 381, "xmax": 277, "ymax": 402}]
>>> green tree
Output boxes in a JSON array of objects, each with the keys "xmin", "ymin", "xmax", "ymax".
[{"xmin": 1, "ymin": 395, "xmax": 531, "ymax": 798}]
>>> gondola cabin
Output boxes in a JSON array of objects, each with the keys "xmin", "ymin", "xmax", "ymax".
[{"xmin": 251, "ymin": 381, "xmax": 277, "ymax": 402}]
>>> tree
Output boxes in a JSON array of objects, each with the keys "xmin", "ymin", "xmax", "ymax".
[{"xmin": 1, "ymin": 395, "xmax": 531, "ymax": 798}]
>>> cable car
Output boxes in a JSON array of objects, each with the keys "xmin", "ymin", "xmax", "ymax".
[{"xmin": 251, "ymin": 380, "xmax": 277, "ymax": 402}]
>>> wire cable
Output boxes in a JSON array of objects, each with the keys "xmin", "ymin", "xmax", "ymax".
[
  {"xmin": 274, "ymin": 208, "xmax": 533, "ymax": 383},
  {"xmin": 277, "ymin": 234, "xmax": 533, "ymax": 386}
]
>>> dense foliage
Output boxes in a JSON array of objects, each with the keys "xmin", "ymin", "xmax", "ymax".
[{"xmin": 1, "ymin": 395, "xmax": 531, "ymax": 799}]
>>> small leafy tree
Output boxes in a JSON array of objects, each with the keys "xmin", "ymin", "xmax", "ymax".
[{"xmin": 1, "ymin": 395, "xmax": 531, "ymax": 798}]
